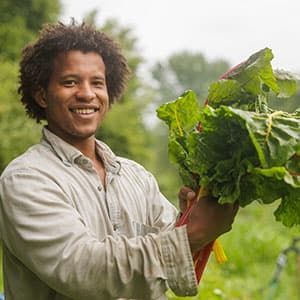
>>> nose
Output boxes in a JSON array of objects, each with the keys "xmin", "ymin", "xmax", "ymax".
[{"xmin": 76, "ymin": 82, "xmax": 95, "ymax": 101}]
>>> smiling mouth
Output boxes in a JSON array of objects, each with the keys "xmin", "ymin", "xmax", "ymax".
[{"xmin": 70, "ymin": 108, "xmax": 99, "ymax": 114}]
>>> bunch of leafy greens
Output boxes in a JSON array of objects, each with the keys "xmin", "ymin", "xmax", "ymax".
[{"xmin": 156, "ymin": 48, "xmax": 300, "ymax": 227}]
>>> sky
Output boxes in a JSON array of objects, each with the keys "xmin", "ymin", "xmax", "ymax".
[{"xmin": 61, "ymin": 0, "xmax": 300, "ymax": 73}]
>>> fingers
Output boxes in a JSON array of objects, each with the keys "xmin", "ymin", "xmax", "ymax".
[
  {"xmin": 178, "ymin": 186, "xmax": 196, "ymax": 212},
  {"xmin": 223, "ymin": 202, "xmax": 239, "ymax": 219},
  {"xmin": 178, "ymin": 186, "xmax": 196, "ymax": 201}
]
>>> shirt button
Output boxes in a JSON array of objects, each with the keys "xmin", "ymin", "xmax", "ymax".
[
  {"xmin": 97, "ymin": 186, "xmax": 102, "ymax": 191},
  {"xmin": 63, "ymin": 161, "xmax": 72, "ymax": 167}
]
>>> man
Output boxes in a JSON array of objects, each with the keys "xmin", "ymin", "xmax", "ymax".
[{"xmin": 0, "ymin": 21, "xmax": 238, "ymax": 299}]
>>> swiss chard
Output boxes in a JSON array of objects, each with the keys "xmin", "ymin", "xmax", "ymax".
[
  {"xmin": 156, "ymin": 48, "xmax": 299, "ymax": 284},
  {"xmin": 157, "ymin": 47, "xmax": 300, "ymax": 226}
]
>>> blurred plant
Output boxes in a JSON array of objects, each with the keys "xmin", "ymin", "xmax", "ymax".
[
  {"xmin": 151, "ymin": 51, "xmax": 230, "ymax": 104},
  {"xmin": 0, "ymin": 61, "xmax": 42, "ymax": 173},
  {"xmin": 0, "ymin": 0, "xmax": 61, "ymax": 60},
  {"xmin": 0, "ymin": 0, "xmax": 61, "ymax": 173}
]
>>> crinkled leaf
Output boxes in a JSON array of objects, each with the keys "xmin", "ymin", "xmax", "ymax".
[
  {"xmin": 156, "ymin": 90, "xmax": 201, "ymax": 137},
  {"xmin": 275, "ymin": 191, "xmax": 300, "ymax": 226},
  {"xmin": 207, "ymin": 80, "xmax": 245, "ymax": 108},
  {"xmin": 227, "ymin": 48, "xmax": 279, "ymax": 95},
  {"xmin": 168, "ymin": 138, "xmax": 187, "ymax": 165},
  {"xmin": 274, "ymin": 69, "xmax": 298, "ymax": 98},
  {"xmin": 156, "ymin": 90, "xmax": 202, "ymax": 188},
  {"xmin": 208, "ymin": 48, "xmax": 298, "ymax": 112},
  {"xmin": 233, "ymin": 109, "xmax": 300, "ymax": 168}
]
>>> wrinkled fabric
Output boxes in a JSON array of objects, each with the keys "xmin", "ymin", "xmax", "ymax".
[{"xmin": 0, "ymin": 128, "xmax": 197, "ymax": 300}]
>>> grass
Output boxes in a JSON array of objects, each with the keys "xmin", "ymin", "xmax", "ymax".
[
  {"xmin": 0, "ymin": 203, "xmax": 299, "ymax": 299},
  {"xmin": 0, "ymin": 246, "xmax": 2, "ymax": 292}
]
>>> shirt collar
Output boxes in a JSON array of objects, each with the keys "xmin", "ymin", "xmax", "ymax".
[{"xmin": 41, "ymin": 127, "xmax": 121, "ymax": 174}]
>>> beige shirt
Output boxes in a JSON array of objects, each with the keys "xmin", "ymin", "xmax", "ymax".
[{"xmin": 0, "ymin": 128, "xmax": 197, "ymax": 300}]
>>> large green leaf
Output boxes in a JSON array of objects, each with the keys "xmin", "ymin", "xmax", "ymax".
[
  {"xmin": 207, "ymin": 48, "xmax": 298, "ymax": 113},
  {"xmin": 233, "ymin": 109, "xmax": 300, "ymax": 168},
  {"xmin": 156, "ymin": 90, "xmax": 201, "ymax": 137},
  {"xmin": 227, "ymin": 48, "xmax": 279, "ymax": 95}
]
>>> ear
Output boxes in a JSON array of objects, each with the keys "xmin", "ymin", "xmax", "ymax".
[{"xmin": 34, "ymin": 89, "xmax": 48, "ymax": 108}]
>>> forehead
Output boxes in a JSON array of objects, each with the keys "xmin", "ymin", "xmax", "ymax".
[{"xmin": 52, "ymin": 50, "xmax": 106, "ymax": 75}]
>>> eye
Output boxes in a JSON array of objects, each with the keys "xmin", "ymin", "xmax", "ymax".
[
  {"xmin": 93, "ymin": 80, "xmax": 105, "ymax": 88},
  {"xmin": 62, "ymin": 79, "xmax": 77, "ymax": 87}
]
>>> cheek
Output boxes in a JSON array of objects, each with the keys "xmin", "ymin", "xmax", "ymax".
[
  {"xmin": 48, "ymin": 102, "xmax": 65, "ymax": 115},
  {"xmin": 45, "ymin": 99, "xmax": 70, "ymax": 120},
  {"xmin": 99, "ymin": 94, "xmax": 110, "ymax": 113}
]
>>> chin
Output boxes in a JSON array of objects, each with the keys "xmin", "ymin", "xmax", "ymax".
[
  {"xmin": 77, "ymin": 130, "xmax": 97, "ymax": 139},
  {"xmin": 66, "ymin": 126, "xmax": 96, "ymax": 140}
]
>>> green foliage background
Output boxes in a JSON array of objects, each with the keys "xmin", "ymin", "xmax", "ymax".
[
  {"xmin": 0, "ymin": 1, "xmax": 300, "ymax": 299},
  {"xmin": 167, "ymin": 204, "xmax": 300, "ymax": 300}
]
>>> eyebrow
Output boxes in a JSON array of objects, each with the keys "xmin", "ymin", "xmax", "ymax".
[
  {"xmin": 60, "ymin": 74, "xmax": 106, "ymax": 80},
  {"xmin": 92, "ymin": 75, "xmax": 106, "ymax": 80}
]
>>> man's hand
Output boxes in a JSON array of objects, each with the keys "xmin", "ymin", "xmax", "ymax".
[
  {"xmin": 187, "ymin": 195, "xmax": 238, "ymax": 253},
  {"xmin": 178, "ymin": 186, "xmax": 238, "ymax": 254}
]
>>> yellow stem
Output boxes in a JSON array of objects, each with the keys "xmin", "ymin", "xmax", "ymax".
[
  {"xmin": 212, "ymin": 239, "xmax": 227, "ymax": 264},
  {"xmin": 197, "ymin": 188, "xmax": 228, "ymax": 264},
  {"xmin": 174, "ymin": 109, "xmax": 183, "ymax": 137},
  {"xmin": 265, "ymin": 110, "xmax": 283, "ymax": 143},
  {"xmin": 197, "ymin": 186, "xmax": 209, "ymax": 201}
]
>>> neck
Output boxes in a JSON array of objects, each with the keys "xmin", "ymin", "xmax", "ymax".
[
  {"xmin": 70, "ymin": 137, "xmax": 97, "ymax": 161},
  {"xmin": 72, "ymin": 137, "xmax": 106, "ymax": 186},
  {"xmin": 47, "ymin": 127, "xmax": 97, "ymax": 160},
  {"xmin": 67, "ymin": 136, "xmax": 106, "ymax": 184}
]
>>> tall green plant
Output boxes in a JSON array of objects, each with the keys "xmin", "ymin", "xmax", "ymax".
[
  {"xmin": 0, "ymin": 61, "xmax": 42, "ymax": 173},
  {"xmin": 0, "ymin": 0, "xmax": 60, "ymax": 60}
]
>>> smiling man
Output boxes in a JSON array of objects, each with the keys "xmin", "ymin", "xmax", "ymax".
[
  {"xmin": 34, "ymin": 50, "xmax": 110, "ymax": 184},
  {"xmin": 36, "ymin": 51, "xmax": 109, "ymax": 144},
  {"xmin": 0, "ymin": 21, "xmax": 238, "ymax": 300}
]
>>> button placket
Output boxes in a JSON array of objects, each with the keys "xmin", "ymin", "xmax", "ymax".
[{"xmin": 105, "ymin": 176, "xmax": 121, "ymax": 232}]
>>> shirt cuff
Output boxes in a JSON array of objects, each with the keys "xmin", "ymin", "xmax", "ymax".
[{"xmin": 160, "ymin": 225, "xmax": 198, "ymax": 296}]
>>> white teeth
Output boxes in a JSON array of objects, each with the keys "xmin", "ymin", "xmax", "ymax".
[{"xmin": 72, "ymin": 108, "xmax": 96, "ymax": 114}]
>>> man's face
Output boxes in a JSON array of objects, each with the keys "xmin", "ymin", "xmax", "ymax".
[{"xmin": 36, "ymin": 50, "xmax": 109, "ymax": 145}]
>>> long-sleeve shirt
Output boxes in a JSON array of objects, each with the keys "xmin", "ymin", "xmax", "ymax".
[{"xmin": 0, "ymin": 128, "xmax": 197, "ymax": 300}]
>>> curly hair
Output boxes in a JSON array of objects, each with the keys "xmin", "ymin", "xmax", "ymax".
[{"xmin": 19, "ymin": 21, "xmax": 131, "ymax": 122}]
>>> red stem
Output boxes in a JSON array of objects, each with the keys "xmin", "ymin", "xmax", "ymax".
[
  {"xmin": 176, "ymin": 189, "xmax": 214, "ymax": 283},
  {"xmin": 194, "ymin": 242, "xmax": 214, "ymax": 282}
]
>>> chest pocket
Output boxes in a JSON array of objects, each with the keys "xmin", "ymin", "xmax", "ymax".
[{"xmin": 133, "ymin": 221, "xmax": 159, "ymax": 236}]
